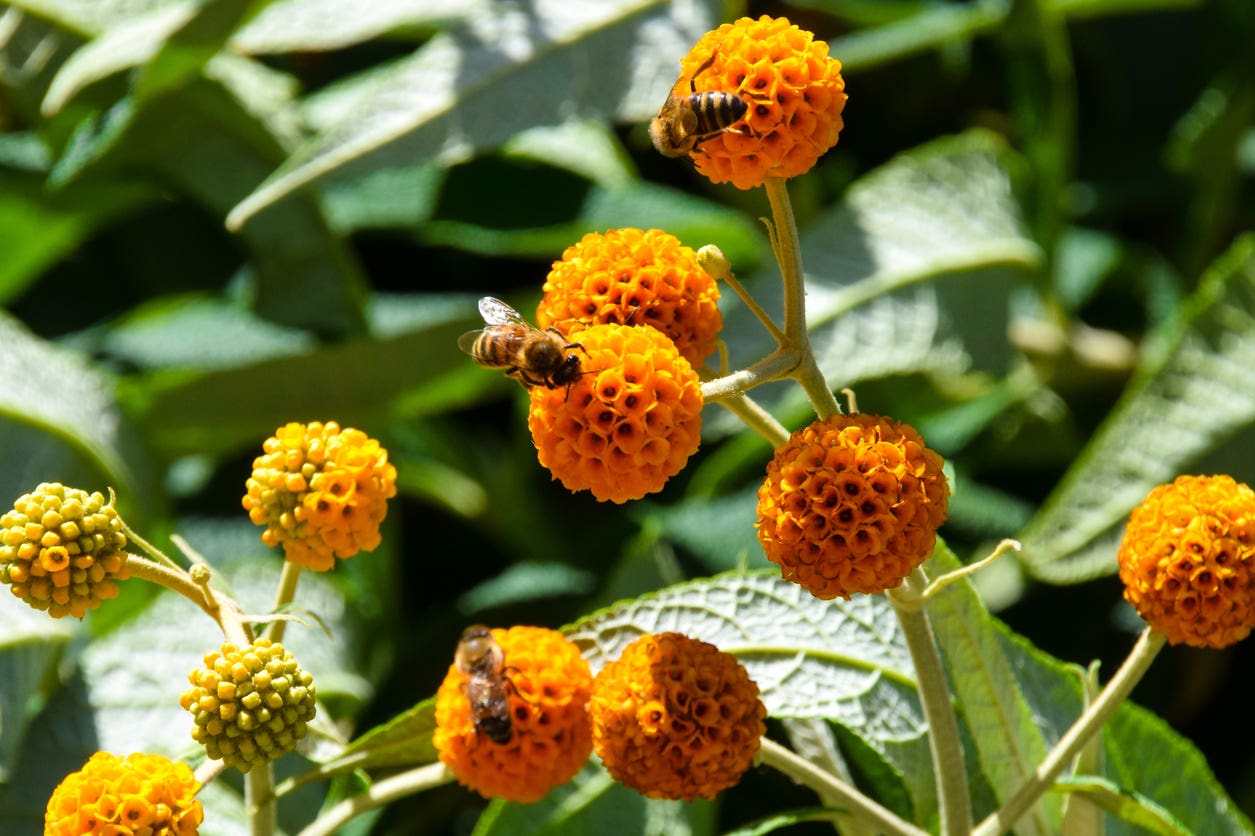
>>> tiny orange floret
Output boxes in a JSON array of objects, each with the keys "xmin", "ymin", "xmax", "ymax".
[
  {"xmin": 528, "ymin": 324, "xmax": 703, "ymax": 504},
  {"xmin": 589, "ymin": 632, "xmax": 765, "ymax": 800},
  {"xmin": 433, "ymin": 625, "xmax": 593, "ymax": 803},
  {"xmin": 756, "ymin": 413, "xmax": 949, "ymax": 599},
  {"xmin": 1117, "ymin": 474, "xmax": 1255, "ymax": 649},
  {"xmin": 536, "ymin": 228, "xmax": 722, "ymax": 368},
  {"xmin": 675, "ymin": 15, "xmax": 847, "ymax": 189}
]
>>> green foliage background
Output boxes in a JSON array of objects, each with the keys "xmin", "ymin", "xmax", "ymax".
[{"xmin": 1, "ymin": 0, "xmax": 1253, "ymax": 834}]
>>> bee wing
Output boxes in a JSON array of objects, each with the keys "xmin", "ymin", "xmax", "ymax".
[
  {"xmin": 457, "ymin": 329, "xmax": 483, "ymax": 355},
  {"xmin": 478, "ymin": 296, "xmax": 529, "ymax": 327}
]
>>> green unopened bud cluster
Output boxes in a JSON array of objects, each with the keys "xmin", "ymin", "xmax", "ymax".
[
  {"xmin": 180, "ymin": 637, "xmax": 317, "ymax": 772},
  {"xmin": 0, "ymin": 482, "xmax": 129, "ymax": 619}
]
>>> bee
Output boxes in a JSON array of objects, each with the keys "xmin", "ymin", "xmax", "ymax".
[
  {"xmin": 454, "ymin": 625, "xmax": 516, "ymax": 745},
  {"xmin": 458, "ymin": 296, "xmax": 589, "ymax": 391},
  {"xmin": 649, "ymin": 51, "xmax": 750, "ymax": 158}
]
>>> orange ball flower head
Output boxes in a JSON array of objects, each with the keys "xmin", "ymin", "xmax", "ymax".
[
  {"xmin": 433, "ymin": 625, "xmax": 594, "ymax": 803},
  {"xmin": 528, "ymin": 323, "xmax": 704, "ymax": 504},
  {"xmin": 0, "ymin": 482, "xmax": 130, "ymax": 619},
  {"xmin": 662, "ymin": 15, "xmax": 847, "ymax": 189},
  {"xmin": 1117, "ymin": 474, "xmax": 1255, "ymax": 649},
  {"xmin": 590, "ymin": 632, "xmax": 766, "ymax": 801},
  {"xmin": 242, "ymin": 420, "xmax": 397, "ymax": 571},
  {"xmin": 757, "ymin": 413, "xmax": 949, "ymax": 599},
  {"xmin": 536, "ymin": 228, "xmax": 722, "ymax": 368},
  {"xmin": 45, "ymin": 751, "xmax": 204, "ymax": 836}
]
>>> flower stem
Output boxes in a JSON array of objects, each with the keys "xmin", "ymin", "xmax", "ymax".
[
  {"xmin": 764, "ymin": 177, "xmax": 841, "ymax": 419},
  {"xmin": 247, "ymin": 765, "xmax": 277, "ymax": 836},
  {"xmin": 702, "ymin": 377, "xmax": 791, "ymax": 447},
  {"xmin": 757, "ymin": 738, "xmax": 930, "ymax": 836},
  {"xmin": 123, "ymin": 555, "xmax": 250, "ymax": 644},
  {"xmin": 971, "ymin": 627, "xmax": 1167, "ymax": 836},
  {"xmin": 887, "ymin": 569, "xmax": 972, "ymax": 836},
  {"xmin": 266, "ymin": 560, "xmax": 303, "ymax": 643},
  {"xmin": 297, "ymin": 762, "xmax": 454, "ymax": 836},
  {"xmin": 700, "ymin": 347, "xmax": 799, "ymax": 401}
]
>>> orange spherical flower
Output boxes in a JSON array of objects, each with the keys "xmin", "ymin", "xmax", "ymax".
[
  {"xmin": 1117, "ymin": 475, "xmax": 1255, "ymax": 649},
  {"xmin": 0, "ymin": 482, "xmax": 129, "ymax": 619},
  {"xmin": 590, "ymin": 632, "xmax": 765, "ymax": 801},
  {"xmin": 528, "ymin": 323, "xmax": 703, "ymax": 504},
  {"xmin": 242, "ymin": 420, "xmax": 397, "ymax": 571},
  {"xmin": 536, "ymin": 228, "xmax": 722, "ymax": 368},
  {"xmin": 433, "ymin": 625, "xmax": 593, "ymax": 803},
  {"xmin": 757, "ymin": 413, "xmax": 949, "ymax": 599},
  {"xmin": 45, "ymin": 751, "xmax": 203, "ymax": 836},
  {"xmin": 671, "ymin": 15, "xmax": 847, "ymax": 189}
]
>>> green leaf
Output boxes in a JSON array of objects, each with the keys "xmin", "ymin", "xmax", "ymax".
[
  {"xmin": 924, "ymin": 545, "xmax": 1253, "ymax": 833},
  {"xmin": 565, "ymin": 570, "xmax": 938, "ymax": 823},
  {"xmin": 0, "ymin": 311, "xmax": 139, "ymax": 494},
  {"xmin": 719, "ymin": 806, "xmax": 849, "ymax": 836},
  {"xmin": 1053, "ymin": 776, "xmax": 1191, "ymax": 836},
  {"xmin": 831, "ymin": 3, "xmax": 1004, "ymax": 73},
  {"xmin": 1018, "ymin": 234, "xmax": 1255, "ymax": 581},
  {"xmin": 119, "ymin": 294, "xmax": 474, "ymax": 460},
  {"xmin": 926, "ymin": 542, "xmax": 1060, "ymax": 834},
  {"xmin": 41, "ymin": 3, "xmax": 195, "ymax": 115},
  {"xmin": 0, "ymin": 594, "xmax": 74, "ymax": 782},
  {"xmin": 226, "ymin": 0, "xmax": 722, "ymax": 228},
  {"xmin": 730, "ymin": 131, "xmax": 1040, "ymax": 390},
  {"xmin": 473, "ymin": 760, "xmax": 716, "ymax": 836},
  {"xmin": 0, "ymin": 168, "xmax": 153, "ymax": 304},
  {"xmin": 99, "ymin": 295, "xmax": 317, "ymax": 371},
  {"xmin": 233, "ymin": 0, "xmax": 477, "ymax": 54}
]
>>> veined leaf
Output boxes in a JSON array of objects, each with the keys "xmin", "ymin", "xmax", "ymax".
[
  {"xmin": 926, "ymin": 543, "xmax": 1059, "ymax": 835},
  {"xmin": 1053, "ymin": 776, "xmax": 1190, "ymax": 836},
  {"xmin": 1018, "ymin": 234, "xmax": 1255, "ymax": 582},
  {"xmin": 233, "ymin": 0, "xmax": 478, "ymax": 54},
  {"xmin": 0, "ymin": 595, "xmax": 74, "ymax": 782},
  {"xmin": 0, "ymin": 312, "xmax": 137, "ymax": 493},
  {"xmin": 728, "ymin": 131, "xmax": 1040, "ymax": 390},
  {"xmin": 226, "ymin": 0, "xmax": 722, "ymax": 228}
]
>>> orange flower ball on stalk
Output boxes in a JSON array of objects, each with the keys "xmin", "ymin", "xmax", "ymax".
[
  {"xmin": 433, "ymin": 625, "xmax": 594, "ymax": 803},
  {"xmin": 589, "ymin": 632, "xmax": 766, "ymax": 800},
  {"xmin": 671, "ymin": 15, "xmax": 847, "ymax": 189},
  {"xmin": 45, "ymin": 751, "xmax": 203, "ymax": 835},
  {"xmin": 1117, "ymin": 474, "xmax": 1255, "ymax": 649},
  {"xmin": 528, "ymin": 323, "xmax": 704, "ymax": 504},
  {"xmin": 242, "ymin": 420, "xmax": 397, "ymax": 571},
  {"xmin": 0, "ymin": 482, "xmax": 129, "ymax": 619},
  {"xmin": 756, "ymin": 413, "xmax": 950, "ymax": 599},
  {"xmin": 536, "ymin": 228, "xmax": 722, "ymax": 368}
]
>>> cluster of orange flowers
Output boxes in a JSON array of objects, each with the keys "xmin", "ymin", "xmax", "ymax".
[
  {"xmin": 433, "ymin": 626, "xmax": 764, "ymax": 803},
  {"xmin": 44, "ymin": 751, "xmax": 203, "ymax": 835}
]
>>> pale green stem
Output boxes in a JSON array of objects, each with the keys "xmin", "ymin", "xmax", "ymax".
[
  {"xmin": 247, "ymin": 765, "xmax": 276, "ymax": 836},
  {"xmin": 893, "ymin": 539, "xmax": 1023, "ymax": 609},
  {"xmin": 124, "ymin": 555, "xmax": 250, "ymax": 644},
  {"xmin": 887, "ymin": 568, "xmax": 972, "ymax": 836},
  {"xmin": 758, "ymin": 738, "xmax": 930, "ymax": 836},
  {"xmin": 297, "ymin": 762, "xmax": 454, "ymax": 836},
  {"xmin": 699, "ymin": 368, "xmax": 791, "ymax": 447},
  {"xmin": 763, "ymin": 178, "xmax": 841, "ymax": 419},
  {"xmin": 972, "ymin": 627, "xmax": 1167, "ymax": 836},
  {"xmin": 266, "ymin": 560, "xmax": 303, "ymax": 643},
  {"xmin": 700, "ymin": 347, "xmax": 799, "ymax": 402},
  {"xmin": 113, "ymin": 502, "xmax": 184, "ymax": 573}
]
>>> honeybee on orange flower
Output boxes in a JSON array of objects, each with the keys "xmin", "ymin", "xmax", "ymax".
[
  {"xmin": 459, "ymin": 296, "xmax": 590, "ymax": 391},
  {"xmin": 649, "ymin": 51, "xmax": 750, "ymax": 158},
  {"xmin": 454, "ymin": 625, "xmax": 516, "ymax": 745}
]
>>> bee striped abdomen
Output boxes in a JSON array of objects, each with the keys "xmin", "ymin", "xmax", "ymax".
[{"xmin": 688, "ymin": 91, "xmax": 748, "ymax": 137}]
